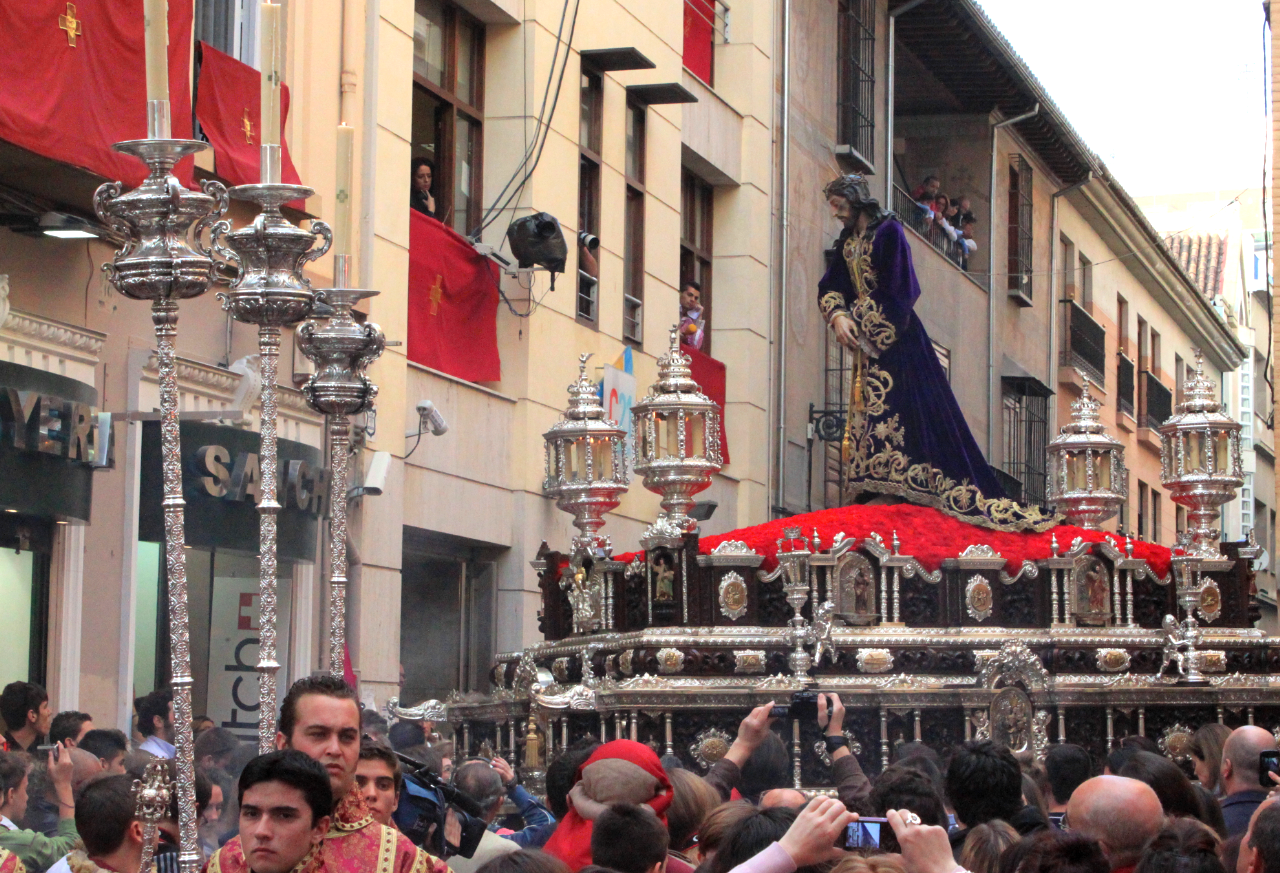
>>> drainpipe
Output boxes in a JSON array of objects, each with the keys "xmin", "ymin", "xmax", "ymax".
[
  {"xmin": 775, "ymin": 0, "xmax": 792, "ymax": 516},
  {"xmin": 885, "ymin": 0, "xmax": 927, "ymax": 200},
  {"xmin": 986, "ymin": 104, "xmax": 1039, "ymax": 456},
  {"xmin": 1047, "ymin": 172, "xmax": 1093, "ymax": 432}
]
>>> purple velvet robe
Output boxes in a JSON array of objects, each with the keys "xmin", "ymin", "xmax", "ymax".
[{"xmin": 817, "ymin": 218, "xmax": 1055, "ymax": 532}]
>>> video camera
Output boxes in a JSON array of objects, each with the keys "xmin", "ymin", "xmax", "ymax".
[{"xmin": 392, "ymin": 753, "xmax": 488, "ymax": 860}]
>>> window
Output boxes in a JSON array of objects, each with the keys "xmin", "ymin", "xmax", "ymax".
[
  {"xmin": 681, "ymin": 171, "xmax": 714, "ymax": 354},
  {"xmin": 1000, "ymin": 378, "xmax": 1050, "ymax": 507},
  {"xmin": 0, "ymin": 517, "xmax": 50, "ymax": 688},
  {"xmin": 682, "ymin": 0, "xmax": 727, "ymax": 86},
  {"xmin": 195, "ymin": 0, "xmax": 256, "ymax": 63},
  {"xmin": 622, "ymin": 102, "xmax": 646, "ymax": 345},
  {"xmin": 411, "ymin": 0, "xmax": 484, "ymax": 234},
  {"xmin": 1149, "ymin": 329, "xmax": 1161, "ymax": 376},
  {"xmin": 933, "ymin": 341, "xmax": 951, "ymax": 382},
  {"xmin": 1117, "ymin": 295, "xmax": 1129, "ymax": 351},
  {"xmin": 577, "ymin": 72, "xmax": 603, "ymax": 323},
  {"xmin": 1176, "ymin": 505, "xmax": 1187, "ymax": 540},
  {"xmin": 837, "ymin": 0, "xmax": 875, "ymax": 169},
  {"xmin": 1137, "ymin": 481, "xmax": 1149, "ymax": 540},
  {"xmin": 1008, "ymin": 155, "xmax": 1033, "ymax": 300},
  {"xmin": 1079, "ymin": 253, "xmax": 1093, "ymax": 311},
  {"xmin": 1175, "ymin": 353, "xmax": 1185, "ymax": 408},
  {"xmin": 1060, "ymin": 234, "xmax": 1076, "ymax": 299},
  {"xmin": 1152, "ymin": 489, "xmax": 1162, "ymax": 544}
]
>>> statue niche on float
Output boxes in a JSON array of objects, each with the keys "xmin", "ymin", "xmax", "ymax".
[{"xmin": 816, "ymin": 174, "xmax": 1055, "ymax": 532}]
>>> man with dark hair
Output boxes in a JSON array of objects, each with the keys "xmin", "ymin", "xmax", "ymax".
[
  {"xmin": 0, "ymin": 684, "xmax": 50, "ymax": 755},
  {"xmin": 355, "ymin": 743, "xmax": 402, "ymax": 828},
  {"xmin": 210, "ymin": 676, "xmax": 447, "ymax": 873},
  {"xmin": 54, "ymin": 775, "xmax": 146, "ymax": 873},
  {"xmin": 136, "ymin": 690, "xmax": 175, "ymax": 759},
  {"xmin": 195, "ymin": 728, "xmax": 240, "ymax": 775},
  {"xmin": 0, "ymin": 748, "xmax": 77, "ymax": 873},
  {"xmin": 590, "ymin": 805, "xmax": 668, "ymax": 873},
  {"xmin": 47, "ymin": 714, "xmax": 92, "ymax": 750},
  {"xmin": 77, "ymin": 731, "xmax": 127, "ymax": 775},
  {"xmin": 1044, "ymin": 744, "xmax": 1092, "ymax": 828},
  {"xmin": 388, "ymin": 722, "xmax": 425, "ymax": 752},
  {"xmin": 945, "ymin": 740, "xmax": 1028, "ymax": 853},
  {"xmin": 1222, "ymin": 727, "xmax": 1279, "ymax": 836},
  {"xmin": 1239, "ymin": 798, "xmax": 1280, "ymax": 873},
  {"xmin": 209, "ymin": 751, "xmax": 333, "ymax": 873}
]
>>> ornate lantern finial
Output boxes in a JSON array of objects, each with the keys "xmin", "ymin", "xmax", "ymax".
[
  {"xmin": 1046, "ymin": 377, "xmax": 1128, "ymax": 529},
  {"xmin": 543, "ymin": 353, "xmax": 630, "ymax": 551},
  {"xmin": 631, "ymin": 327, "xmax": 723, "ymax": 532},
  {"xmin": 1158, "ymin": 349, "xmax": 1244, "ymax": 559}
]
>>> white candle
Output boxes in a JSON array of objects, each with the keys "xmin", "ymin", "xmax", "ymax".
[
  {"xmin": 333, "ymin": 125, "xmax": 355, "ymax": 255},
  {"xmin": 144, "ymin": 0, "xmax": 169, "ymax": 103},
  {"xmin": 260, "ymin": 3, "xmax": 281, "ymax": 149}
]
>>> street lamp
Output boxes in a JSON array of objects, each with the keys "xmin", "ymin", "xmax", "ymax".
[
  {"xmin": 543, "ymin": 353, "xmax": 630, "ymax": 551},
  {"xmin": 631, "ymin": 327, "xmax": 724, "ymax": 531},
  {"xmin": 1046, "ymin": 377, "xmax": 1127, "ymax": 529}
]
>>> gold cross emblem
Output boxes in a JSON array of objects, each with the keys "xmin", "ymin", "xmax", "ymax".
[
  {"xmin": 428, "ymin": 275, "xmax": 444, "ymax": 315},
  {"xmin": 241, "ymin": 109, "xmax": 254, "ymax": 144},
  {"xmin": 58, "ymin": 3, "xmax": 82, "ymax": 47}
]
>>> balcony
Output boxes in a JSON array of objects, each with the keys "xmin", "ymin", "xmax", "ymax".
[
  {"xmin": 683, "ymin": 0, "xmax": 729, "ymax": 86},
  {"xmin": 1117, "ymin": 353, "xmax": 1135, "ymax": 419},
  {"xmin": 892, "ymin": 185, "xmax": 969, "ymax": 271},
  {"xmin": 1143, "ymin": 371, "xmax": 1173, "ymax": 431},
  {"xmin": 1060, "ymin": 300, "xmax": 1106, "ymax": 387}
]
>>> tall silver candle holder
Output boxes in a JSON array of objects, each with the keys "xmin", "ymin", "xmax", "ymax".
[
  {"xmin": 94, "ymin": 100, "xmax": 227, "ymax": 873},
  {"xmin": 297, "ymin": 281, "xmax": 384, "ymax": 677},
  {"xmin": 213, "ymin": 168, "xmax": 331, "ymax": 752}
]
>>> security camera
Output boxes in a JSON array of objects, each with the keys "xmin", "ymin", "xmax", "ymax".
[
  {"xmin": 347, "ymin": 451, "xmax": 391, "ymax": 500},
  {"xmin": 578, "ymin": 230, "xmax": 600, "ymax": 251},
  {"xmin": 416, "ymin": 400, "xmax": 448, "ymax": 436}
]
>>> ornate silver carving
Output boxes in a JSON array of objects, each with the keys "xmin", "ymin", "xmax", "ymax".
[
  {"xmin": 971, "ymin": 710, "xmax": 991, "ymax": 741},
  {"xmin": 1158, "ymin": 723, "xmax": 1195, "ymax": 761},
  {"xmin": 713, "ymin": 540, "xmax": 756, "ymax": 555},
  {"xmin": 532, "ymin": 683, "xmax": 597, "ymax": 711},
  {"xmin": 734, "ymin": 650, "xmax": 767, "ymax": 674},
  {"xmin": 134, "ymin": 758, "xmax": 174, "ymax": 873},
  {"xmin": 386, "ymin": 697, "xmax": 448, "ymax": 722},
  {"xmin": 814, "ymin": 732, "xmax": 863, "ymax": 766},
  {"xmin": 977, "ymin": 640, "xmax": 1050, "ymax": 691},
  {"xmin": 657, "ymin": 647, "xmax": 686, "ymax": 674},
  {"xmin": 552, "ymin": 657, "xmax": 571, "ymax": 683},
  {"xmin": 619, "ymin": 649, "xmax": 635, "ymax": 675},
  {"xmin": 966, "ymin": 574, "xmax": 994, "ymax": 622},
  {"xmin": 561, "ymin": 555, "xmax": 605, "ymax": 635},
  {"xmin": 719, "ymin": 571, "xmax": 749, "ymax": 620},
  {"xmin": 757, "ymin": 673, "xmax": 807, "ymax": 691},
  {"xmin": 689, "ymin": 727, "xmax": 734, "ymax": 770},
  {"xmin": 990, "ymin": 686, "xmax": 1034, "ymax": 752},
  {"xmin": 1196, "ymin": 650, "xmax": 1227, "ymax": 673},
  {"xmin": 618, "ymin": 674, "xmax": 673, "ymax": 690},
  {"xmin": 96, "ymin": 131, "xmax": 228, "ymax": 873},
  {"xmin": 856, "ymin": 648, "xmax": 894, "ymax": 674},
  {"xmin": 1096, "ymin": 648, "xmax": 1131, "ymax": 672},
  {"xmin": 1199, "ymin": 580, "xmax": 1223, "ymax": 623},
  {"xmin": 1031, "ymin": 710, "xmax": 1052, "ymax": 762}
]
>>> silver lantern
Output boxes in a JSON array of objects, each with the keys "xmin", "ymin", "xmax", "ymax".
[
  {"xmin": 1046, "ymin": 377, "xmax": 1127, "ymax": 529},
  {"xmin": 1158, "ymin": 349, "xmax": 1244, "ymax": 559},
  {"xmin": 543, "ymin": 353, "xmax": 630, "ymax": 551},
  {"xmin": 631, "ymin": 327, "xmax": 724, "ymax": 532}
]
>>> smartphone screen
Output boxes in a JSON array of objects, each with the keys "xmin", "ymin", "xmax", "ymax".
[
  {"xmin": 837, "ymin": 818, "xmax": 887, "ymax": 849},
  {"xmin": 1260, "ymin": 751, "xmax": 1280, "ymax": 787}
]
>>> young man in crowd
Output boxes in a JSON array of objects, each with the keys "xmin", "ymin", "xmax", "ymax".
[
  {"xmin": 0, "ymin": 685, "xmax": 51, "ymax": 755},
  {"xmin": 206, "ymin": 676, "xmax": 449, "ymax": 873},
  {"xmin": 354, "ymin": 743, "xmax": 402, "ymax": 829},
  {"xmin": 1064, "ymin": 775, "xmax": 1164, "ymax": 873},
  {"xmin": 76, "ymin": 732, "xmax": 127, "ymax": 776},
  {"xmin": 47, "ymin": 715, "xmax": 91, "ymax": 751},
  {"xmin": 590, "ymin": 805, "xmax": 668, "ymax": 873},
  {"xmin": 1221, "ymin": 727, "xmax": 1279, "ymax": 837},
  {"xmin": 136, "ymin": 691, "xmax": 175, "ymax": 760},
  {"xmin": 0, "ymin": 747, "xmax": 77, "ymax": 873},
  {"xmin": 1044, "ymin": 744, "xmax": 1092, "ymax": 829},
  {"xmin": 48, "ymin": 775, "xmax": 151, "ymax": 873},
  {"xmin": 210, "ymin": 751, "xmax": 333, "ymax": 873},
  {"xmin": 945, "ymin": 740, "xmax": 1043, "ymax": 855},
  {"xmin": 1238, "ymin": 797, "xmax": 1280, "ymax": 873}
]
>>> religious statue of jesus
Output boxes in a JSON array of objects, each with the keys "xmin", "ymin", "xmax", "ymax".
[{"xmin": 817, "ymin": 174, "xmax": 1055, "ymax": 532}]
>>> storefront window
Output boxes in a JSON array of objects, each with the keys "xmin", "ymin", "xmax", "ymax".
[
  {"xmin": 0, "ymin": 549, "xmax": 34, "ymax": 688},
  {"xmin": 0, "ymin": 516, "xmax": 51, "ymax": 688}
]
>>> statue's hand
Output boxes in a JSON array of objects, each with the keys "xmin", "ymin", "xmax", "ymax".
[{"xmin": 831, "ymin": 314, "xmax": 858, "ymax": 349}]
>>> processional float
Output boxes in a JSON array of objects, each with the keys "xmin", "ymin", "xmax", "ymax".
[{"xmin": 95, "ymin": 1, "xmax": 381, "ymax": 867}]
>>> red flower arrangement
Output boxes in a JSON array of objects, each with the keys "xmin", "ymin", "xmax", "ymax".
[{"xmin": 618, "ymin": 503, "xmax": 1172, "ymax": 579}]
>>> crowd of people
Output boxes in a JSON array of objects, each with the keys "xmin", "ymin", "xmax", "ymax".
[
  {"xmin": 902, "ymin": 176, "xmax": 978, "ymax": 268},
  {"xmin": 2, "ymin": 677, "xmax": 1279, "ymax": 873}
]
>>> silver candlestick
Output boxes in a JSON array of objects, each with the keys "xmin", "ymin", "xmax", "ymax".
[
  {"xmin": 297, "ymin": 283, "xmax": 384, "ymax": 677},
  {"xmin": 133, "ymin": 759, "xmax": 174, "ymax": 873},
  {"xmin": 214, "ymin": 174, "xmax": 331, "ymax": 752},
  {"xmin": 94, "ymin": 104, "xmax": 227, "ymax": 873}
]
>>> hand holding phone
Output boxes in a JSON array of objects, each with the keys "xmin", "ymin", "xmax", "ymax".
[
  {"xmin": 835, "ymin": 818, "xmax": 888, "ymax": 849},
  {"xmin": 1260, "ymin": 751, "xmax": 1280, "ymax": 788}
]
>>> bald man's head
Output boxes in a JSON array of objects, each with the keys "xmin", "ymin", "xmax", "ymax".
[
  {"xmin": 759, "ymin": 788, "xmax": 808, "ymax": 809},
  {"xmin": 1223, "ymin": 727, "xmax": 1279, "ymax": 796},
  {"xmin": 68, "ymin": 747, "xmax": 104, "ymax": 791},
  {"xmin": 1066, "ymin": 776, "xmax": 1165, "ymax": 871}
]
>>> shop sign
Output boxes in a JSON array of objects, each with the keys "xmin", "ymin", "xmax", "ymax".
[
  {"xmin": 206, "ymin": 576, "xmax": 292, "ymax": 743},
  {"xmin": 140, "ymin": 421, "xmax": 324, "ymax": 560}
]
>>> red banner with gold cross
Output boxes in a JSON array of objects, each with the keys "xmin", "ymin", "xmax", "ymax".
[{"xmin": 407, "ymin": 209, "xmax": 501, "ymax": 382}]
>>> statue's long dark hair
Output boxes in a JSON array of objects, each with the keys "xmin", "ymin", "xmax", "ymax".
[{"xmin": 825, "ymin": 174, "xmax": 895, "ymax": 245}]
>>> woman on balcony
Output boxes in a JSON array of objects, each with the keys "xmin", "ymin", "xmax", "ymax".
[{"xmin": 817, "ymin": 174, "xmax": 1055, "ymax": 532}]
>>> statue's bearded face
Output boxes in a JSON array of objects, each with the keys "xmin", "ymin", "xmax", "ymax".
[{"xmin": 829, "ymin": 195, "xmax": 856, "ymax": 228}]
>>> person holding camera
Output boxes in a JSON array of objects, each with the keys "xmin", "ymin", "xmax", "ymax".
[
  {"xmin": 703, "ymin": 695, "xmax": 869, "ymax": 811},
  {"xmin": 0, "ymin": 746, "xmax": 76, "ymax": 873}
]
